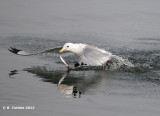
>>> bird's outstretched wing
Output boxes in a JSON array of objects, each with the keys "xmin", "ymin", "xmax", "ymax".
[{"xmin": 8, "ymin": 46, "xmax": 63, "ymax": 56}]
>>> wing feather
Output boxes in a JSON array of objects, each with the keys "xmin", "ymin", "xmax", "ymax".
[
  {"xmin": 79, "ymin": 45, "xmax": 112, "ymax": 66},
  {"xmin": 8, "ymin": 46, "xmax": 63, "ymax": 56}
]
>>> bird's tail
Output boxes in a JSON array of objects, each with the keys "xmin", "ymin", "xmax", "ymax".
[{"xmin": 111, "ymin": 55, "xmax": 134, "ymax": 67}]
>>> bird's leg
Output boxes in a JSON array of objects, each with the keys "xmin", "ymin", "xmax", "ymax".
[
  {"xmin": 74, "ymin": 62, "xmax": 87, "ymax": 67},
  {"xmin": 59, "ymin": 55, "xmax": 71, "ymax": 71},
  {"xmin": 106, "ymin": 60, "xmax": 114, "ymax": 66},
  {"xmin": 67, "ymin": 66, "xmax": 71, "ymax": 72},
  {"xmin": 74, "ymin": 62, "xmax": 80, "ymax": 67}
]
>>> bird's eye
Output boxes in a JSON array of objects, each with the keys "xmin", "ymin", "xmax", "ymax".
[{"xmin": 67, "ymin": 46, "xmax": 69, "ymax": 47}]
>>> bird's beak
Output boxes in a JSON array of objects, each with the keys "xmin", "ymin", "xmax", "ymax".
[{"xmin": 59, "ymin": 49, "xmax": 66, "ymax": 53}]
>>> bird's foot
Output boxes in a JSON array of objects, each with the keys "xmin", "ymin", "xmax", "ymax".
[{"xmin": 106, "ymin": 60, "xmax": 114, "ymax": 66}]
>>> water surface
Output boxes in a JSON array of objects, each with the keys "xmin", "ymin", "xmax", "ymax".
[{"xmin": 0, "ymin": 0, "xmax": 160, "ymax": 116}]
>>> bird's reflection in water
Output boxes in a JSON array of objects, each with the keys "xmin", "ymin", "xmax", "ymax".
[
  {"xmin": 10, "ymin": 66, "xmax": 112, "ymax": 98},
  {"xmin": 57, "ymin": 72, "xmax": 85, "ymax": 98},
  {"xmin": 9, "ymin": 70, "xmax": 19, "ymax": 78}
]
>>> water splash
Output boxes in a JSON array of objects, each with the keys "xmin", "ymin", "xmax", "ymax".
[
  {"xmin": 108, "ymin": 49, "xmax": 160, "ymax": 75},
  {"xmin": 61, "ymin": 48, "xmax": 160, "ymax": 73}
]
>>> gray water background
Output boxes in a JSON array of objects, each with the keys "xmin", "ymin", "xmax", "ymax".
[{"xmin": 0, "ymin": 0, "xmax": 160, "ymax": 116}]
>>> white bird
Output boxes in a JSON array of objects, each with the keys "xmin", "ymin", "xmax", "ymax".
[
  {"xmin": 9, "ymin": 43, "xmax": 134, "ymax": 70},
  {"xmin": 60, "ymin": 43, "xmax": 112, "ymax": 66}
]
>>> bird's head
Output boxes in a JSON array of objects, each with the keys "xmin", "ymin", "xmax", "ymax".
[
  {"xmin": 59, "ymin": 43, "xmax": 74, "ymax": 53},
  {"xmin": 59, "ymin": 43, "xmax": 85, "ymax": 56}
]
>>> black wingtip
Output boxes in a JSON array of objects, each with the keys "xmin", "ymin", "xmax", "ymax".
[{"xmin": 8, "ymin": 47, "xmax": 21, "ymax": 54}]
